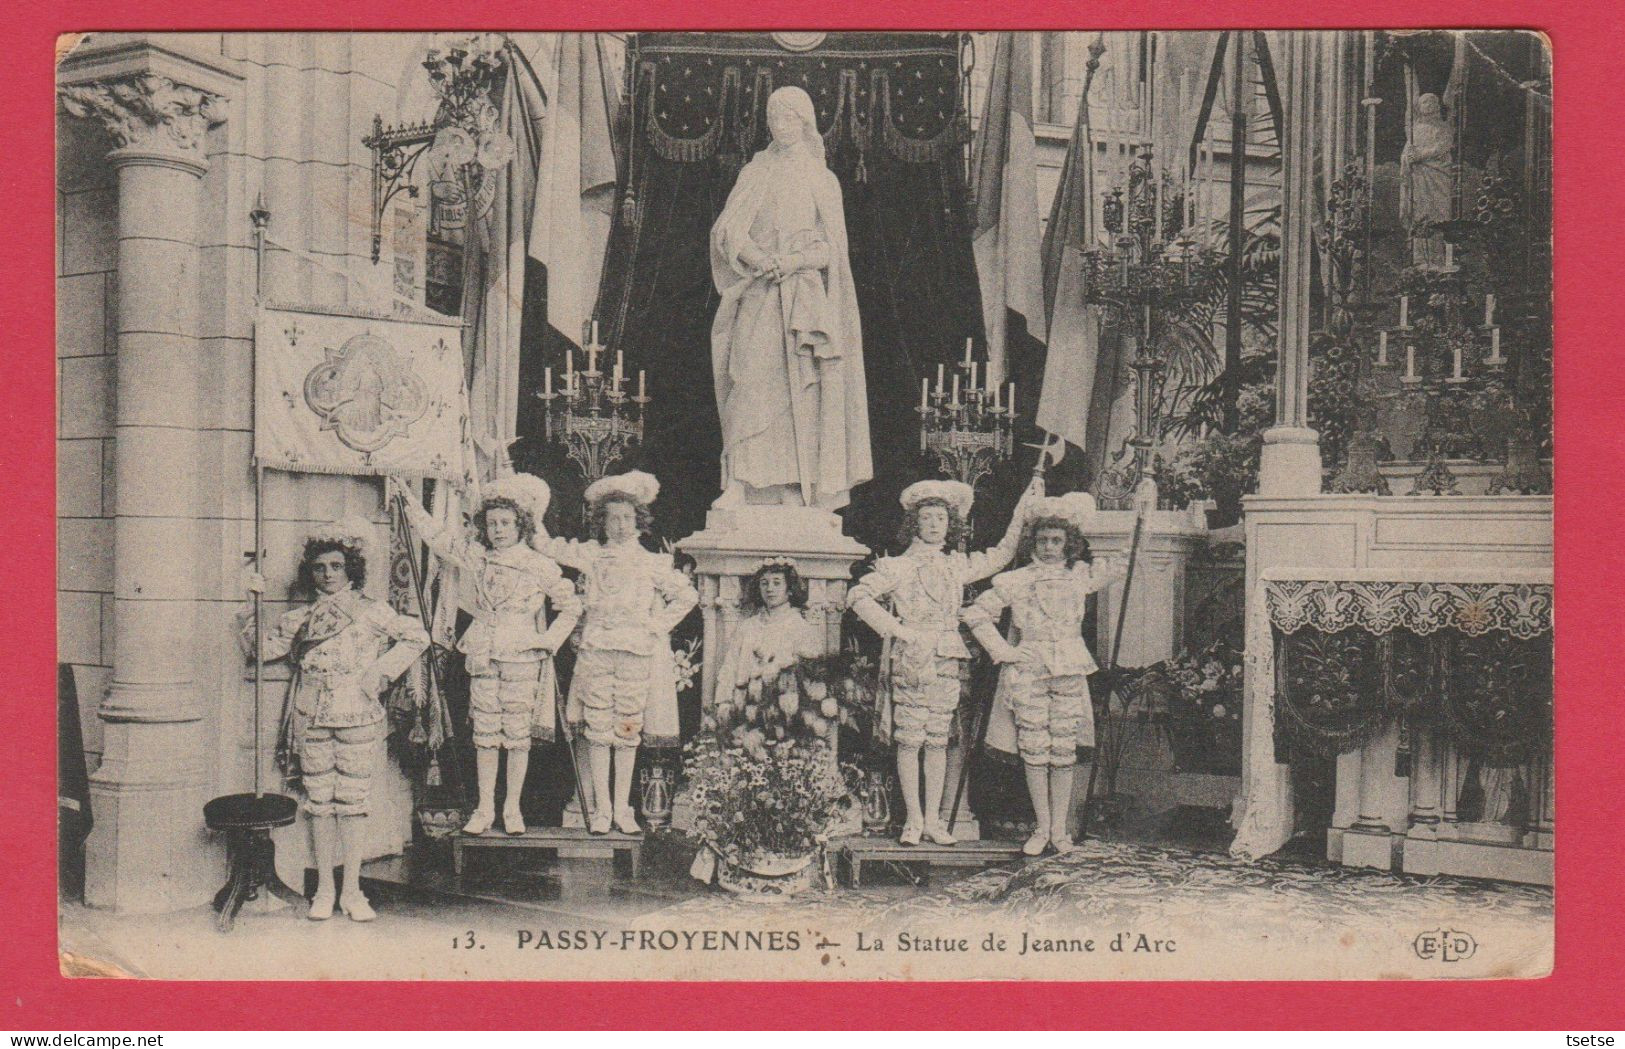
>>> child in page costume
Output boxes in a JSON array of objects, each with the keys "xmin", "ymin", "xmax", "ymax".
[
  {"xmin": 710, "ymin": 557, "xmax": 826, "ymax": 740},
  {"xmin": 848, "ymin": 476, "xmax": 1043, "ymax": 846},
  {"xmin": 243, "ymin": 517, "xmax": 429, "ymax": 921},
  {"xmin": 392, "ymin": 473, "xmax": 581, "ymax": 836},
  {"xmin": 533, "ymin": 471, "xmax": 698, "ymax": 835},
  {"xmin": 962, "ymin": 493, "xmax": 1126, "ymax": 856}
]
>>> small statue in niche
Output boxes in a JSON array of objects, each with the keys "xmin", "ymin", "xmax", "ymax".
[{"xmin": 1401, "ymin": 92, "xmax": 1457, "ymax": 269}]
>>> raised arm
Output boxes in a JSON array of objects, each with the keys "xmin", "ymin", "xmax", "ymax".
[
  {"xmin": 391, "ymin": 479, "xmax": 480, "ymax": 569},
  {"xmin": 959, "ymin": 474, "xmax": 1046, "ymax": 584},
  {"xmin": 531, "ymin": 534, "xmax": 597, "ymax": 573}
]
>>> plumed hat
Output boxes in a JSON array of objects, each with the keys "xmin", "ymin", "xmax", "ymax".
[
  {"xmin": 482, "ymin": 471, "xmax": 552, "ymax": 525},
  {"xmin": 305, "ymin": 515, "xmax": 377, "ymax": 565},
  {"xmin": 584, "ymin": 469, "xmax": 660, "ymax": 508},
  {"xmin": 899, "ymin": 479, "xmax": 974, "ymax": 518},
  {"xmin": 1027, "ymin": 492, "xmax": 1098, "ymax": 531}
]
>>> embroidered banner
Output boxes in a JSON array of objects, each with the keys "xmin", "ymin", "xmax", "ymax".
[{"xmin": 254, "ymin": 303, "xmax": 475, "ymax": 487}]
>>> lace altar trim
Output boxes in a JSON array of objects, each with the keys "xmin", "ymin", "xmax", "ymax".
[{"xmin": 1264, "ymin": 580, "xmax": 1552, "ymax": 641}]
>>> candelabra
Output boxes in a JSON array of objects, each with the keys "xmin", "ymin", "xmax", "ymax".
[
  {"xmin": 1369, "ymin": 241, "xmax": 1512, "ymax": 496},
  {"xmin": 1081, "ymin": 142, "xmax": 1223, "ymax": 502},
  {"xmin": 536, "ymin": 321, "xmax": 650, "ymax": 484},
  {"xmin": 917, "ymin": 341, "xmax": 1015, "ymax": 493}
]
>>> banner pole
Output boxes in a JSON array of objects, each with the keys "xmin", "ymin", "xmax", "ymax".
[{"xmin": 251, "ymin": 195, "xmax": 270, "ymax": 798}]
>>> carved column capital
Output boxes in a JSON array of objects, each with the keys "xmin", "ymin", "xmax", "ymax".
[
  {"xmin": 57, "ymin": 37, "xmax": 241, "ymax": 171},
  {"xmin": 60, "ymin": 73, "xmax": 225, "ymax": 164}
]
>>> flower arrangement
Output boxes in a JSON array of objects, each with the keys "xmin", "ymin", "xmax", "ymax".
[
  {"xmin": 683, "ymin": 733, "xmax": 856, "ymax": 865},
  {"xmin": 685, "ymin": 652, "xmax": 868, "ymax": 866},
  {"xmin": 705, "ymin": 652, "xmax": 863, "ymax": 753},
  {"xmin": 1139, "ymin": 638, "xmax": 1245, "ymax": 775}
]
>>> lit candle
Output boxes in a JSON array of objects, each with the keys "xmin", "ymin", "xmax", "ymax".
[
  {"xmin": 544, "ymin": 366, "xmax": 553, "ymax": 397},
  {"xmin": 1450, "ymin": 340, "xmax": 1464, "ymax": 381},
  {"xmin": 1007, "ymin": 382, "xmax": 1016, "ymax": 416},
  {"xmin": 566, "ymin": 349, "xmax": 574, "ymax": 387},
  {"xmin": 951, "ymin": 372, "xmax": 960, "ymax": 406},
  {"xmin": 639, "ymin": 369, "xmax": 647, "ymax": 399},
  {"xmin": 1399, "ymin": 295, "xmax": 1409, "ymax": 328},
  {"xmin": 1404, "ymin": 343, "xmax": 1417, "ymax": 381},
  {"xmin": 1489, "ymin": 327, "xmax": 1503, "ymax": 364},
  {"xmin": 1378, "ymin": 330, "xmax": 1389, "ymax": 366},
  {"xmin": 936, "ymin": 363, "xmax": 945, "ymax": 396},
  {"xmin": 963, "ymin": 338, "xmax": 974, "ymax": 367},
  {"xmin": 615, "ymin": 350, "xmax": 624, "ymax": 385},
  {"xmin": 1485, "ymin": 293, "xmax": 1496, "ymax": 328},
  {"xmin": 591, "ymin": 318, "xmax": 600, "ymax": 347},
  {"xmin": 991, "ymin": 381, "xmax": 1000, "ymax": 410},
  {"xmin": 587, "ymin": 344, "xmax": 599, "ymax": 374},
  {"xmin": 969, "ymin": 361, "xmax": 978, "ymax": 393},
  {"xmin": 1444, "ymin": 242, "xmax": 1454, "ymax": 270}
]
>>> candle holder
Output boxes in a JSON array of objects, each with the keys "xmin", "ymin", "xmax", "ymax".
[
  {"xmin": 1080, "ymin": 143, "xmax": 1223, "ymax": 499},
  {"xmin": 918, "ymin": 365, "xmax": 1014, "ymax": 492},
  {"xmin": 536, "ymin": 342, "xmax": 649, "ymax": 484}
]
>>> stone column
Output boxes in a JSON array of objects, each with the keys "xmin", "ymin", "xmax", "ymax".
[
  {"xmin": 1258, "ymin": 30, "xmax": 1324, "ymax": 496},
  {"xmin": 59, "ymin": 40, "xmax": 240, "ymax": 912}
]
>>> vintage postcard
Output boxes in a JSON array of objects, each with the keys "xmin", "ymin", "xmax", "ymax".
[{"xmin": 54, "ymin": 28, "xmax": 1553, "ymax": 981}]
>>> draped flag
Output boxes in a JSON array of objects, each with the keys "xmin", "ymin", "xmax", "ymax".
[
  {"xmin": 530, "ymin": 32, "xmax": 620, "ymax": 353},
  {"xmin": 254, "ymin": 302, "xmax": 475, "ymax": 487},
  {"xmin": 463, "ymin": 42, "xmax": 547, "ymax": 473},
  {"xmin": 1035, "ymin": 71, "xmax": 1114, "ymax": 476},
  {"xmin": 972, "ymin": 32, "xmax": 1047, "ymax": 389}
]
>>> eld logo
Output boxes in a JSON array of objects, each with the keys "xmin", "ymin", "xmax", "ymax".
[{"xmin": 1413, "ymin": 929, "xmax": 1477, "ymax": 962}]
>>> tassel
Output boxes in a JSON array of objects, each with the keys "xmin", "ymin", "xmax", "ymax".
[
  {"xmin": 620, "ymin": 190, "xmax": 641, "ymax": 233},
  {"xmin": 427, "ymin": 757, "xmax": 442, "ymax": 787}
]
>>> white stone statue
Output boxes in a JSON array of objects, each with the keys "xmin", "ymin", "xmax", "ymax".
[
  {"xmin": 1401, "ymin": 92, "xmax": 1456, "ymax": 269},
  {"xmin": 709, "ymin": 85, "xmax": 872, "ymax": 512}
]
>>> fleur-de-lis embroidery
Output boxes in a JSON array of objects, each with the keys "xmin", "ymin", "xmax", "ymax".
[{"xmin": 284, "ymin": 322, "xmax": 305, "ymax": 346}]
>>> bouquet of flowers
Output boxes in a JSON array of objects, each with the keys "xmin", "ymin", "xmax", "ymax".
[
  {"xmin": 683, "ymin": 732, "xmax": 856, "ymax": 865},
  {"xmin": 706, "ymin": 652, "xmax": 871, "ymax": 754}
]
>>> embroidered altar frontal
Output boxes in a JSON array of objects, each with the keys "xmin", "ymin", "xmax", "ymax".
[
  {"xmin": 254, "ymin": 302, "xmax": 474, "ymax": 484},
  {"xmin": 1265, "ymin": 580, "xmax": 1554, "ymax": 767}
]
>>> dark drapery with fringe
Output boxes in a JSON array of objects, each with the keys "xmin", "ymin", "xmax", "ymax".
[{"xmin": 590, "ymin": 33, "xmax": 1007, "ymax": 554}]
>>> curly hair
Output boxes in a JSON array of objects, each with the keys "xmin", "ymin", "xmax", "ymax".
[
  {"xmin": 587, "ymin": 494, "xmax": 654, "ymax": 542},
  {"xmin": 296, "ymin": 538, "xmax": 366, "ymax": 597},
  {"xmin": 472, "ymin": 495, "xmax": 536, "ymax": 549},
  {"xmin": 1016, "ymin": 515, "xmax": 1093, "ymax": 568},
  {"xmin": 741, "ymin": 562, "xmax": 809, "ymax": 614},
  {"xmin": 895, "ymin": 498, "xmax": 968, "ymax": 550}
]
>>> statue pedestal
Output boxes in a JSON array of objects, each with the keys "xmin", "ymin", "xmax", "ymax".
[{"xmin": 670, "ymin": 506, "xmax": 869, "ymax": 832}]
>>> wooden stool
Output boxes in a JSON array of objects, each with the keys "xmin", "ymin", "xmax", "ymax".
[
  {"xmin": 203, "ymin": 792, "xmax": 304, "ymax": 932},
  {"xmin": 453, "ymin": 826, "xmax": 643, "ymax": 880}
]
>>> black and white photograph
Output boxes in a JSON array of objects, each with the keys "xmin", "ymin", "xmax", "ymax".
[{"xmin": 54, "ymin": 28, "xmax": 1554, "ymax": 981}]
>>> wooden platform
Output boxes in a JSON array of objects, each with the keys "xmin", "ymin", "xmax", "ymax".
[
  {"xmin": 452, "ymin": 826, "xmax": 643, "ymax": 879},
  {"xmin": 832, "ymin": 834, "xmax": 1027, "ymax": 887}
]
